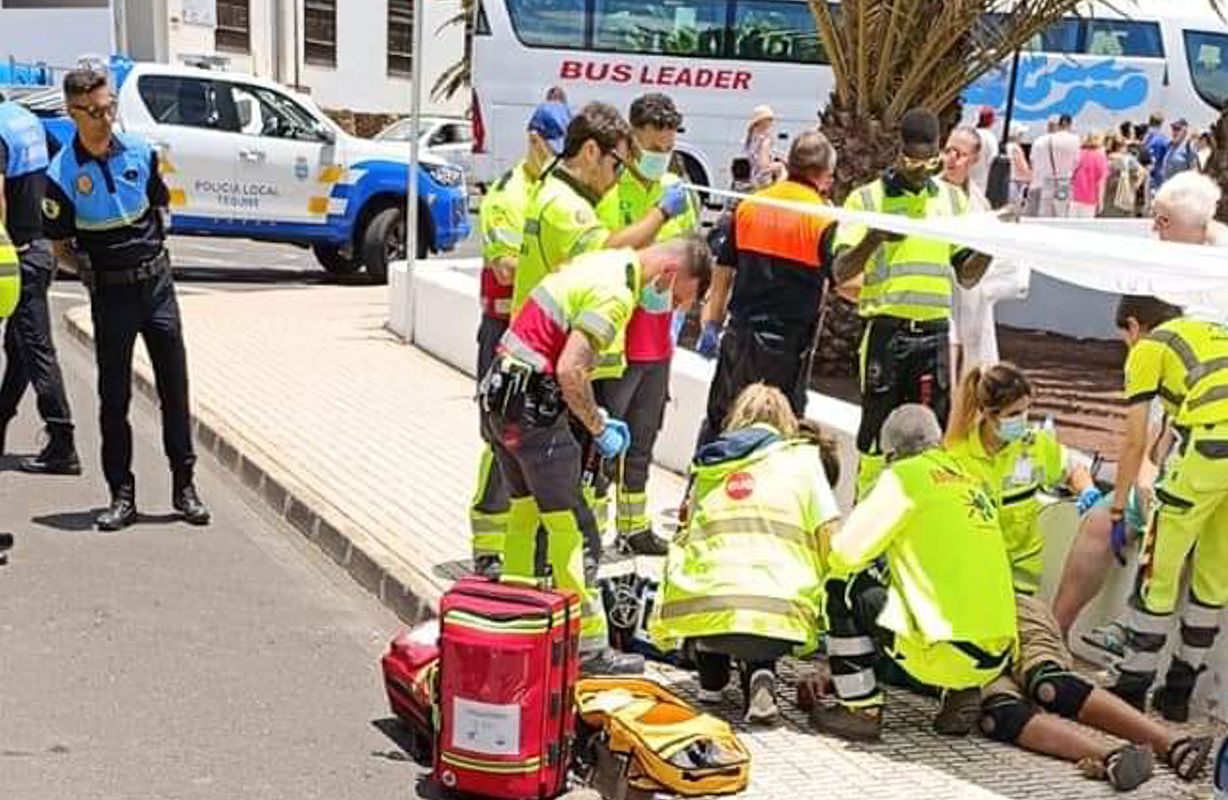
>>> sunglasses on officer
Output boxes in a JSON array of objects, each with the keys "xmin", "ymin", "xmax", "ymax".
[
  {"xmin": 69, "ymin": 100, "xmax": 118, "ymax": 121},
  {"xmin": 604, "ymin": 148, "xmax": 626, "ymax": 179}
]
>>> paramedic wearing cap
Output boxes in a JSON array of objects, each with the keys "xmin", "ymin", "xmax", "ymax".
[
  {"xmin": 481, "ymin": 238, "xmax": 712, "ymax": 676},
  {"xmin": 0, "ymin": 91, "xmax": 79, "ymax": 472},
  {"xmin": 591, "ymin": 92, "xmax": 698, "ymax": 556},
  {"xmin": 42, "ymin": 68, "xmax": 209, "ymax": 532},
  {"xmin": 696, "ymin": 131, "xmax": 837, "ymax": 449},
  {"xmin": 468, "ymin": 102, "xmax": 570, "ymax": 574},
  {"xmin": 832, "ymin": 108, "xmax": 991, "ymax": 498},
  {"xmin": 511, "ymin": 101, "xmax": 691, "ymax": 315}
]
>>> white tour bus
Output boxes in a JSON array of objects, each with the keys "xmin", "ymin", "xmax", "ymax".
[{"xmin": 471, "ymin": 0, "xmax": 1228, "ymax": 193}]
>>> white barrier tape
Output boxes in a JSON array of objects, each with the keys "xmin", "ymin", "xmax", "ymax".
[{"xmin": 687, "ymin": 183, "xmax": 1228, "ymax": 298}]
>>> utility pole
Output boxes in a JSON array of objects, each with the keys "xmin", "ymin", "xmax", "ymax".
[{"xmin": 403, "ymin": 0, "xmax": 426, "ymax": 329}]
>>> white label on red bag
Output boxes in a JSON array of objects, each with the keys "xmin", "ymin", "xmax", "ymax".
[{"xmin": 452, "ymin": 698, "xmax": 521, "ymax": 756}]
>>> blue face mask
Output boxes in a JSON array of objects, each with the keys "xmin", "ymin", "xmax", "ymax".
[
  {"xmin": 640, "ymin": 281, "xmax": 672, "ymax": 313},
  {"xmin": 636, "ymin": 149, "xmax": 673, "ymax": 181},
  {"xmin": 997, "ymin": 414, "xmax": 1029, "ymax": 443}
]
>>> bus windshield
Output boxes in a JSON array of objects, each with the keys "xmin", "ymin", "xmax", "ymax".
[{"xmin": 1186, "ymin": 29, "xmax": 1228, "ymax": 111}]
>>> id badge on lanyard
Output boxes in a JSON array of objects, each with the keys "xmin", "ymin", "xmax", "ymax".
[{"xmin": 1011, "ymin": 455, "xmax": 1034, "ymax": 487}]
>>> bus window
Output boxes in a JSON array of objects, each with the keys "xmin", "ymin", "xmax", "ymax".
[
  {"xmin": 506, "ymin": 0, "xmax": 586, "ymax": 48},
  {"xmin": 1022, "ymin": 18, "xmax": 1080, "ymax": 53},
  {"xmin": 733, "ymin": 0, "xmax": 827, "ymax": 63},
  {"xmin": 1185, "ymin": 29, "xmax": 1228, "ymax": 111},
  {"xmin": 1085, "ymin": 19, "xmax": 1163, "ymax": 58},
  {"xmin": 592, "ymin": 0, "xmax": 726, "ymax": 56}
]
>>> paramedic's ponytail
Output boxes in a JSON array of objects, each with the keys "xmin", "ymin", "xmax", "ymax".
[
  {"xmin": 945, "ymin": 367, "xmax": 984, "ymax": 447},
  {"xmin": 943, "ymin": 362, "xmax": 1035, "ymax": 447}
]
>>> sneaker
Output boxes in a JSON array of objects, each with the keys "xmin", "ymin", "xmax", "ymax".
[
  {"xmin": 810, "ymin": 700, "xmax": 883, "ymax": 742},
  {"xmin": 697, "ymin": 688, "xmax": 724, "ymax": 705},
  {"xmin": 933, "ymin": 688, "xmax": 981, "ymax": 736},
  {"xmin": 618, "ymin": 529, "xmax": 669, "ymax": 557},
  {"xmin": 1081, "ymin": 622, "xmax": 1127, "ymax": 659},
  {"xmin": 580, "ymin": 647, "xmax": 645, "ymax": 676},
  {"xmin": 743, "ymin": 670, "xmax": 779, "ymax": 725}
]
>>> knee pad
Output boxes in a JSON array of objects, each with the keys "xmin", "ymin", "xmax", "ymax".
[
  {"xmin": 1027, "ymin": 662, "xmax": 1094, "ymax": 719},
  {"xmin": 979, "ymin": 694, "xmax": 1035, "ymax": 743}
]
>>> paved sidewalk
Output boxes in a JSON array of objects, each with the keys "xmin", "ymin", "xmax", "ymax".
[{"xmin": 63, "ymin": 285, "xmax": 1217, "ymax": 800}]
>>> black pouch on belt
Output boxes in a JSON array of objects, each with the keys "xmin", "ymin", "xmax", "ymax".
[{"xmin": 522, "ymin": 373, "xmax": 563, "ymax": 427}]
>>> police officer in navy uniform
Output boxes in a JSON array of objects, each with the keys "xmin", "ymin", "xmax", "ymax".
[
  {"xmin": 0, "ymin": 90, "xmax": 79, "ymax": 472},
  {"xmin": 43, "ymin": 68, "xmax": 209, "ymax": 531}
]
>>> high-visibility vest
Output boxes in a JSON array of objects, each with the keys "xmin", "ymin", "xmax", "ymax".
[
  {"xmin": 838, "ymin": 178, "xmax": 968, "ymax": 322},
  {"xmin": 873, "ymin": 449, "xmax": 1016, "ymax": 647},
  {"xmin": 478, "ymin": 161, "xmax": 536, "ymax": 320},
  {"xmin": 947, "ymin": 427, "xmax": 1066, "ymax": 595},
  {"xmin": 651, "ymin": 433, "xmax": 827, "ymax": 654},
  {"xmin": 1125, "ymin": 317, "xmax": 1228, "ymax": 427},
  {"xmin": 0, "ymin": 220, "xmax": 19, "ymax": 318}
]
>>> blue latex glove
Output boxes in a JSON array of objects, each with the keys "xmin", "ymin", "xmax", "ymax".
[
  {"xmin": 670, "ymin": 310, "xmax": 687, "ymax": 345},
  {"xmin": 657, "ymin": 183, "xmax": 689, "ymax": 220},
  {"xmin": 697, "ymin": 321, "xmax": 721, "ymax": 359},
  {"xmin": 1076, "ymin": 486, "xmax": 1103, "ymax": 516},
  {"xmin": 1110, "ymin": 517, "xmax": 1130, "ymax": 566},
  {"xmin": 595, "ymin": 416, "xmax": 631, "ymax": 459}
]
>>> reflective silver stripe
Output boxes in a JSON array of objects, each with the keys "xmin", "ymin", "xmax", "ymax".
[
  {"xmin": 523, "ymin": 218, "xmax": 541, "ymax": 236},
  {"xmin": 500, "ymin": 330, "xmax": 551, "ymax": 372},
  {"xmin": 1176, "ymin": 643, "xmax": 1215, "ymax": 669},
  {"xmin": 658, "ymin": 594, "xmax": 806, "ymax": 621},
  {"xmin": 75, "ymin": 200, "xmax": 152, "ymax": 231},
  {"xmin": 529, "ymin": 285, "xmax": 567, "ymax": 329},
  {"xmin": 1185, "ymin": 384, "xmax": 1228, "ymax": 411},
  {"xmin": 1119, "ymin": 647, "xmax": 1163, "ymax": 674},
  {"xmin": 1148, "ymin": 329, "xmax": 1200, "ymax": 375},
  {"xmin": 594, "ymin": 351, "xmax": 622, "ymax": 368},
  {"xmin": 699, "ymin": 516, "xmax": 811, "ymax": 547},
  {"xmin": 872, "ymin": 290, "xmax": 952, "ymax": 310},
  {"xmin": 1182, "ymin": 599, "xmax": 1223, "ymax": 629},
  {"xmin": 1125, "ymin": 603, "xmax": 1171, "ymax": 635},
  {"xmin": 618, "ymin": 499, "xmax": 647, "ymax": 518},
  {"xmin": 858, "ymin": 186, "xmax": 890, "ymax": 284},
  {"xmin": 832, "ymin": 668, "xmax": 877, "ymax": 699},
  {"xmin": 470, "ymin": 518, "xmax": 506, "ymax": 533},
  {"xmin": 486, "ymin": 226, "xmax": 521, "ymax": 248},
  {"xmin": 1184, "ymin": 356, "xmax": 1228, "ymax": 387},
  {"xmin": 827, "ymin": 635, "xmax": 876, "ymax": 657},
  {"xmin": 576, "ymin": 311, "xmax": 616, "ymax": 348},
  {"xmin": 865, "ymin": 261, "xmax": 951, "ymax": 287},
  {"xmin": 0, "ymin": 262, "xmax": 17, "ymax": 277}
]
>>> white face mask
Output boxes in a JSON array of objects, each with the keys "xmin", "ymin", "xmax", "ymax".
[{"xmin": 636, "ymin": 149, "xmax": 673, "ymax": 181}]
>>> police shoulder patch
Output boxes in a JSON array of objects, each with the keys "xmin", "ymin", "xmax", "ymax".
[
  {"xmin": 75, "ymin": 174, "xmax": 94, "ymax": 196},
  {"xmin": 42, "ymin": 197, "xmax": 61, "ymax": 220}
]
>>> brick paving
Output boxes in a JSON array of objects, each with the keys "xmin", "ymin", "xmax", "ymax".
[{"xmin": 64, "ymin": 285, "xmax": 1219, "ymax": 799}]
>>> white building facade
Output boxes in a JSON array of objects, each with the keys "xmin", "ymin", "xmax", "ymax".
[{"xmin": 0, "ymin": 0, "xmax": 466, "ymax": 115}]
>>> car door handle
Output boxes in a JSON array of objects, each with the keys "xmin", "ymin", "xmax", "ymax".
[{"xmin": 238, "ymin": 148, "xmax": 266, "ymax": 162}]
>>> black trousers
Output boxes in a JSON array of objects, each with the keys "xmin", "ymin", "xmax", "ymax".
[
  {"xmin": 694, "ymin": 634, "xmax": 793, "ymax": 691},
  {"xmin": 0, "ymin": 241, "xmax": 73, "ymax": 431},
  {"xmin": 856, "ymin": 316, "xmax": 951, "ymax": 455},
  {"xmin": 698, "ymin": 321, "xmax": 815, "ymax": 449},
  {"xmin": 89, "ymin": 257, "xmax": 195, "ymax": 493}
]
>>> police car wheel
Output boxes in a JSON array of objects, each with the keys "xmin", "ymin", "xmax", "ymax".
[
  {"xmin": 311, "ymin": 244, "xmax": 362, "ymax": 275},
  {"xmin": 361, "ymin": 207, "xmax": 420, "ymax": 284}
]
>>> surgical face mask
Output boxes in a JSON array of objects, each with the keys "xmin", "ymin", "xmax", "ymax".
[
  {"xmin": 997, "ymin": 413, "xmax": 1029, "ymax": 443},
  {"xmin": 636, "ymin": 149, "xmax": 673, "ymax": 181},
  {"xmin": 640, "ymin": 280, "xmax": 672, "ymax": 313}
]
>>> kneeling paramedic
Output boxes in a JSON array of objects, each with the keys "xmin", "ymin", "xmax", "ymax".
[
  {"xmin": 831, "ymin": 109, "xmax": 992, "ymax": 499},
  {"xmin": 43, "ymin": 68, "xmax": 208, "ymax": 531},
  {"xmin": 816, "ymin": 404, "xmax": 1015, "ymax": 742},
  {"xmin": 978, "ymin": 592, "xmax": 1213, "ymax": 791},
  {"xmin": 1108, "ymin": 295, "xmax": 1228, "ymax": 722},
  {"xmin": 592, "ymin": 92, "xmax": 698, "ymax": 556},
  {"xmin": 480, "ymin": 238, "xmax": 712, "ymax": 675},
  {"xmin": 651, "ymin": 383, "xmax": 841, "ymax": 725}
]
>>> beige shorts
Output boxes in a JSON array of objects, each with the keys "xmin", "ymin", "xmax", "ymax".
[{"xmin": 985, "ymin": 594, "xmax": 1073, "ymax": 699}]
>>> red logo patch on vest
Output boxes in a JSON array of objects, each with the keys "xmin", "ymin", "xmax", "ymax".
[{"xmin": 725, "ymin": 472, "xmax": 755, "ymax": 501}]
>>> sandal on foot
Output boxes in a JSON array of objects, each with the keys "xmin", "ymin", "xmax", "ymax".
[
  {"xmin": 1167, "ymin": 735, "xmax": 1213, "ymax": 782},
  {"xmin": 1104, "ymin": 744, "xmax": 1154, "ymax": 792}
]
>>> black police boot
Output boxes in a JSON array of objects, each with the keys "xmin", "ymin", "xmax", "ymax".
[
  {"xmin": 19, "ymin": 425, "xmax": 82, "ymax": 475},
  {"xmin": 173, "ymin": 480, "xmax": 211, "ymax": 527},
  {"xmin": 97, "ymin": 483, "xmax": 138, "ymax": 532},
  {"xmin": 0, "ymin": 418, "xmax": 9, "ymax": 456},
  {"xmin": 1154, "ymin": 659, "xmax": 1199, "ymax": 723},
  {"xmin": 618, "ymin": 529, "xmax": 669, "ymax": 557},
  {"xmin": 580, "ymin": 647, "xmax": 645, "ymax": 676}
]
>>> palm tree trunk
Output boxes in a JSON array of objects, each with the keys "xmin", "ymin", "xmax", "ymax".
[{"xmin": 1215, "ymin": 106, "xmax": 1228, "ymax": 223}]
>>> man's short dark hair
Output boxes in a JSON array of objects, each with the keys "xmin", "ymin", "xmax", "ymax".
[
  {"xmin": 900, "ymin": 108, "xmax": 940, "ymax": 148},
  {"xmin": 1115, "ymin": 295, "xmax": 1182, "ymax": 332},
  {"xmin": 1058, "ymin": 113, "xmax": 1073, "ymax": 128},
  {"xmin": 63, "ymin": 68, "xmax": 108, "ymax": 100},
  {"xmin": 561, "ymin": 101, "xmax": 631, "ymax": 159},
  {"xmin": 670, "ymin": 233, "xmax": 714, "ymax": 300},
  {"xmin": 787, "ymin": 130, "xmax": 836, "ymax": 179},
  {"xmin": 629, "ymin": 93, "xmax": 682, "ymax": 131}
]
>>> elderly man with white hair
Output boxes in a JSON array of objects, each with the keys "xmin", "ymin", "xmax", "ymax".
[
  {"xmin": 813, "ymin": 404, "xmax": 1016, "ymax": 742},
  {"xmin": 1151, "ymin": 172, "xmax": 1228, "ymax": 324}
]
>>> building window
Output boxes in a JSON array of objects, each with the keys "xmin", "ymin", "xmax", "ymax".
[
  {"xmin": 388, "ymin": 0, "xmax": 414, "ymax": 77},
  {"xmin": 304, "ymin": 0, "xmax": 337, "ymax": 67},
  {"xmin": 215, "ymin": 0, "xmax": 250, "ymax": 53}
]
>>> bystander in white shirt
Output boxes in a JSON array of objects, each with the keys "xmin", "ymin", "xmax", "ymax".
[{"xmin": 1027, "ymin": 123, "xmax": 1081, "ymax": 217}]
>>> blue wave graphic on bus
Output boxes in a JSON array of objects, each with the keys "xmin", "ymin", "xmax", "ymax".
[{"xmin": 964, "ymin": 55, "xmax": 1149, "ymax": 120}]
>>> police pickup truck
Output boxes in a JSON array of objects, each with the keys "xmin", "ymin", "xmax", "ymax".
[{"xmin": 30, "ymin": 57, "xmax": 469, "ymax": 282}]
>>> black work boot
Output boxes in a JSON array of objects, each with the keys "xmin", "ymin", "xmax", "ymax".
[
  {"xmin": 580, "ymin": 647, "xmax": 645, "ymax": 676},
  {"xmin": 19, "ymin": 425, "xmax": 81, "ymax": 475},
  {"xmin": 97, "ymin": 483, "xmax": 138, "ymax": 532},
  {"xmin": 1154, "ymin": 659, "xmax": 1199, "ymax": 723},
  {"xmin": 618, "ymin": 529, "xmax": 669, "ymax": 557},
  {"xmin": 173, "ymin": 480, "xmax": 211, "ymax": 526}
]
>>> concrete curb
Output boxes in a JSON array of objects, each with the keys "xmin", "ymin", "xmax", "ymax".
[{"xmin": 63, "ymin": 307, "xmax": 439, "ymax": 627}]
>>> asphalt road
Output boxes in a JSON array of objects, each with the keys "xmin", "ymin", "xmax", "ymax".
[{"xmin": 0, "ymin": 238, "xmax": 438, "ymax": 800}]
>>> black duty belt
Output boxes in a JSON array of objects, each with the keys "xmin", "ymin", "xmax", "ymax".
[
  {"xmin": 84, "ymin": 251, "xmax": 169, "ymax": 289},
  {"xmin": 872, "ymin": 315, "xmax": 949, "ymax": 335},
  {"xmin": 479, "ymin": 357, "xmax": 564, "ymax": 428}
]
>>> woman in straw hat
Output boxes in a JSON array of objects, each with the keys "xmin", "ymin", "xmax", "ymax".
[{"xmin": 744, "ymin": 104, "xmax": 785, "ymax": 188}]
